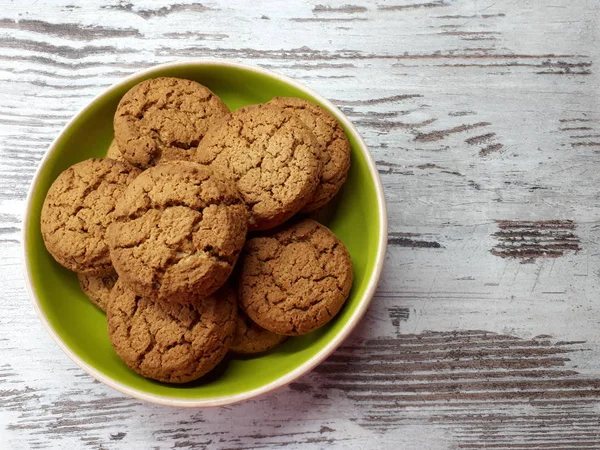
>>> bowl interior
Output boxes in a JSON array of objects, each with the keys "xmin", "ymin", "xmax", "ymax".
[{"xmin": 25, "ymin": 62, "xmax": 383, "ymax": 401}]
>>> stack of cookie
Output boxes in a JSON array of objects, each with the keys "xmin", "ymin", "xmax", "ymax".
[{"xmin": 40, "ymin": 77, "xmax": 353, "ymax": 384}]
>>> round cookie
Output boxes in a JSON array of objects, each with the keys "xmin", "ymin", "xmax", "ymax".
[
  {"xmin": 106, "ymin": 139, "xmax": 124, "ymax": 162},
  {"xmin": 114, "ymin": 77, "xmax": 230, "ymax": 169},
  {"xmin": 78, "ymin": 272, "xmax": 118, "ymax": 312},
  {"xmin": 106, "ymin": 161, "xmax": 247, "ymax": 302},
  {"xmin": 230, "ymin": 310, "xmax": 286, "ymax": 355},
  {"xmin": 41, "ymin": 158, "xmax": 141, "ymax": 275},
  {"xmin": 238, "ymin": 219, "xmax": 353, "ymax": 336},
  {"xmin": 107, "ymin": 279, "xmax": 237, "ymax": 383},
  {"xmin": 194, "ymin": 104, "xmax": 322, "ymax": 231},
  {"xmin": 267, "ymin": 97, "xmax": 351, "ymax": 212}
]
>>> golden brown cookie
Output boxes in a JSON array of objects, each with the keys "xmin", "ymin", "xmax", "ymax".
[
  {"xmin": 105, "ymin": 139, "xmax": 124, "ymax": 162},
  {"xmin": 106, "ymin": 161, "xmax": 247, "ymax": 302},
  {"xmin": 107, "ymin": 280, "xmax": 237, "ymax": 383},
  {"xmin": 40, "ymin": 158, "xmax": 141, "ymax": 275},
  {"xmin": 230, "ymin": 309, "xmax": 286, "ymax": 355},
  {"xmin": 238, "ymin": 219, "xmax": 353, "ymax": 336},
  {"xmin": 78, "ymin": 272, "xmax": 118, "ymax": 312},
  {"xmin": 194, "ymin": 104, "xmax": 322, "ymax": 231},
  {"xmin": 114, "ymin": 77, "xmax": 229, "ymax": 169},
  {"xmin": 267, "ymin": 97, "xmax": 351, "ymax": 212}
]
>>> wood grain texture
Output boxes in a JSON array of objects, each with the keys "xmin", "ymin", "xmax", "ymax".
[{"xmin": 1, "ymin": 0, "xmax": 600, "ymax": 448}]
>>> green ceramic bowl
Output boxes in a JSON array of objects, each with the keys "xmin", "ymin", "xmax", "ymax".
[{"xmin": 22, "ymin": 60, "xmax": 387, "ymax": 407}]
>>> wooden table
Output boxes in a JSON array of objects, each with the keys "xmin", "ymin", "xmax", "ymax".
[{"xmin": 2, "ymin": 1, "xmax": 600, "ymax": 448}]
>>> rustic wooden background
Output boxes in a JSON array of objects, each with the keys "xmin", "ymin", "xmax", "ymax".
[{"xmin": 2, "ymin": 0, "xmax": 600, "ymax": 448}]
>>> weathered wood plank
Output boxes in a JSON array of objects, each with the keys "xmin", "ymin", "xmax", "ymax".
[{"xmin": 2, "ymin": 0, "xmax": 600, "ymax": 448}]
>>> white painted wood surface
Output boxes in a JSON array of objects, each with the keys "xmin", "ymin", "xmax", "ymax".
[{"xmin": 2, "ymin": 0, "xmax": 600, "ymax": 448}]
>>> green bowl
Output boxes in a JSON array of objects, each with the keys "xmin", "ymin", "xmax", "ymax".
[{"xmin": 22, "ymin": 60, "xmax": 387, "ymax": 407}]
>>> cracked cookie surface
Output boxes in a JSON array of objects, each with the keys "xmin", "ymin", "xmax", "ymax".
[
  {"xmin": 106, "ymin": 161, "xmax": 247, "ymax": 302},
  {"xmin": 238, "ymin": 219, "xmax": 353, "ymax": 336},
  {"xmin": 230, "ymin": 309, "xmax": 286, "ymax": 355},
  {"xmin": 107, "ymin": 279, "xmax": 237, "ymax": 383},
  {"xmin": 106, "ymin": 139, "xmax": 125, "ymax": 162},
  {"xmin": 41, "ymin": 158, "xmax": 141, "ymax": 275},
  {"xmin": 267, "ymin": 97, "xmax": 351, "ymax": 212},
  {"xmin": 78, "ymin": 272, "xmax": 118, "ymax": 312},
  {"xmin": 114, "ymin": 77, "xmax": 229, "ymax": 169},
  {"xmin": 194, "ymin": 104, "xmax": 322, "ymax": 231}
]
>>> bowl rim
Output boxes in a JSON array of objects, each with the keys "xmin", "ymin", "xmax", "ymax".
[{"xmin": 21, "ymin": 58, "xmax": 388, "ymax": 408}]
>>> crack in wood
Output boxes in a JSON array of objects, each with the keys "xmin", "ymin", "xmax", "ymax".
[
  {"xmin": 379, "ymin": 1, "xmax": 448, "ymax": 11},
  {"xmin": 572, "ymin": 142, "xmax": 600, "ymax": 147},
  {"xmin": 415, "ymin": 122, "xmax": 491, "ymax": 142},
  {"xmin": 312, "ymin": 5, "xmax": 367, "ymax": 14},
  {"xmin": 332, "ymin": 94, "xmax": 423, "ymax": 106},
  {"xmin": 491, "ymin": 220, "xmax": 581, "ymax": 261},
  {"xmin": 465, "ymin": 132, "xmax": 496, "ymax": 145},
  {"xmin": 388, "ymin": 232, "xmax": 443, "ymax": 248},
  {"xmin": 312, "ymin": 329, "xmax": 600, "ymax": 448},
  {"xmin": 480, "ymin": 143, "xmax": 504, "ymax": 156},
  {"xmin": 100, "ymin": 2, "xmax": 216, "ymax": 19},
  {"xmin": 0, "ymin": 18, "xmax": 141, "ymax": 40},
  {"xmin": 290, "ymin": 17, "xmax": 368, "ymax": 23},
  {"xmin": 437, "ymin": 13, "xmax": 506, "ymax": 19}
]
